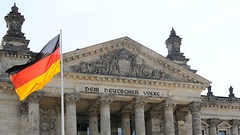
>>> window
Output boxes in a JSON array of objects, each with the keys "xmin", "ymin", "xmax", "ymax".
[
  {"xmin": 118, "ymin": 128, "xmax": 122, "ymax": 135},
  {"xmin": 218, "ymin": 130, "xmax": 227, "ymax": 135}
]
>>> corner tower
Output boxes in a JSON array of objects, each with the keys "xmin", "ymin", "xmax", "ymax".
[
  {"xmin": 1, "ymin": 3, "xmax": 30, "ymax": 54},
  {"xmin": 165, "ymin": 27, "xmax": 196, "ymax": 72}
]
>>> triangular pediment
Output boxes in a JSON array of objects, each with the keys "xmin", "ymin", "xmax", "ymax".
[{"xmin": 63, "ymin": 36, "xmax": 211, "ymax": 85}]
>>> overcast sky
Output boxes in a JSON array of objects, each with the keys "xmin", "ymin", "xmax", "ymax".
[{"xmin": 1, "ymin": 0, "xmax": 240, "ymax": 97}]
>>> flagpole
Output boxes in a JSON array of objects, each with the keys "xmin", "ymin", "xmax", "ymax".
[{"xmin": 60, "ymin": 30, "xmax": 65, "ymax": 135}]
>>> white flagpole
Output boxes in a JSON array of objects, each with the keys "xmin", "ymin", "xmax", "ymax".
[{"xmin": 60, "ymin": 30, "xmax": 65, "ymax": 135}]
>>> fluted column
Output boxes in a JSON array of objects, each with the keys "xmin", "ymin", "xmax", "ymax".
[
  {"xmin": 65, "ymin": 93, "xmax": 80, "ymax": 135},
  {"xmin": 100, "ymin": 96, "xmax": 112, "ymax": 135},
  {"xmin": 134, "ymin": 98, "xmax": 146, "ymax": 135},
  {"xmin": 185, "ymin": 111, "xmax": 193, "ymax": 135},
  {"xmin": 162, "ymin": 99, "xmax": 175, "ymax": 135},
  {"xmin": 208, "ymin": 118, "xmax": 219, "ymax": 135},
  {"xmin": 230, "ymin": 119, "xmax": 240, "ymax": 135},
  {"xmin": 89, "ymin": 105, "xmax": 99, "ymax": 135},
  {"xmin": 28, "ymin": 92, "xmax": 42, "ymax": 135},
  {"xmin": 121, "ymin": 110, "xmax": 131, "ymax": 135},
  {"xmin": 189, "ymin": 101, "xmax": 202, "ymax": 135}
]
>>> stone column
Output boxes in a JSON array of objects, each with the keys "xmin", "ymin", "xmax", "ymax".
[
  {"xmin": 28, "ymin": 92, "xmax": 42, "ymax": 135},
  {"xmin": 162, "ymin": 99, "xmax": 175, "ymax": 135},
  {"xmin": 230, "ymin": 119, "xmax": 240, "ymax": 135},
  {"xmin": 134, "ymin": 98, "xmax": 146, "ymax": 135},
  {"xmin": 185, "ymin": 111, "xmax": 193, "ymax": 135},
  {"xmin": 208, "ymin": 118, "xmax": 219, "ymax": 135},
  {"xmin": 121, "ymin": 110, "xmax": 131, "ymax": 135},
  {"xmin": 148, "ymin": 110, "xmax": 161, "ymax": 135},
  {"xmin": 100, "ymin": 96, "xmax": 112, "ymax": 135},
  {"xmin": 89, "ymin": 106, "xmax": 99, "ymax": 135},
  {"xmin": 20, "ymin": 102, "xmax": 28, "ymax": 135},
  {"xmin": 65, "ymin": 93, "xmax": 80, "ymax": 135},
  {"xmin": 189, "ymin": 101, "xmax": 202, "ymax": 135}
]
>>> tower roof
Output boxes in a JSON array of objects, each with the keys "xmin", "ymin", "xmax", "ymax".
[{"xmin": 0, "ymin": 3, "xmax": 30, "ymax": 54}]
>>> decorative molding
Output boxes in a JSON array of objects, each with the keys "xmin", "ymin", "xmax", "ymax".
[
  {"xmin": 208, "ymin": 118, "xmax": 220, "ymax": 127},
  {"xmin": 229, "ymin": 119, "xmax": 240, "ymax": 127},
  {"xmin": 133, "ymin": 97, "xmax": 147, "ymax": 108},
  {"xmin": 121, "ymin": 109, "xmax": 132, "ymax": 118},
  {"xmin": 27, "ymin": 92, "xmax": 43, "ymax": 103},
  {"xmin": 89, "ymin": 105, "xmax": 99, "ymax": 117},
  {"xmin": 162, "ymin": 98, "xmax": 175, "ymax": 111},
  {"xmin": 64, "ymin": 93, "xmax": 80, "ymax": 104},
  {"xmin": 99, "ymin": 95, "xmax": 113, "ymax": 107},
  {"xmin": 55, "ymin": 72, "xmax": 207, "ymax": 90},
  {"xmin": 0, "ymin": 53, "xmax": 32, "ymax": 59},
  {"xmin": 189, "ymin": 101, "xmax": 202, "ymax": 112}
]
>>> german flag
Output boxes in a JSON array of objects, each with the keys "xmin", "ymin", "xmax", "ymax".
[{"xmin": 5, "ymin": 35, "xmax": 60, "ymax": 101}]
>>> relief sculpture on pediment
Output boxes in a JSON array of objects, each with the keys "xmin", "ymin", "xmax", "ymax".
[{"xmin": 71, "ymin": 48, "xmax": 175, "ymax": 81}]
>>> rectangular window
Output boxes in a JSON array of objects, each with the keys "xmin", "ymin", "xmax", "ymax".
[
  {"xmin": 202, "ymin": 130, "xmax": 205, "ymax": 135},
  {"xmin": 118, "ymin": 128, "xmax": 122, "ymax": 135},
  {"xmin": 218, "ymin": 130, "xmax": 226, "ymax": 135}
]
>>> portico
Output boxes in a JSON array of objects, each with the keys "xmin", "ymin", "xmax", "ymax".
[{"xmin": 23, "ymin": 77, "xmax": 206, "ymax": 135}]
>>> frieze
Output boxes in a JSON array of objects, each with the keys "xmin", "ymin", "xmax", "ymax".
[{"xmin": 71, "ymin": 48, "xmax": 175, "ymax": 81}]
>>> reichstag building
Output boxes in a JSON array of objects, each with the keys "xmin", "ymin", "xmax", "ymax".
[{"xmin": 1, "ymin": 4, "xmax": 240, "ymax": 135}]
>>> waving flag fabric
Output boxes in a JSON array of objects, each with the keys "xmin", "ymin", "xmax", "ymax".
[{"xmin": 5, "ymin": 35, "xmax": 60, "ymax": 101}]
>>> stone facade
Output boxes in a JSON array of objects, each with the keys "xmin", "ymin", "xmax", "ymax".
[{"xmin": 1, "ymin": 4, "xmax": 240, "ymax": 135}]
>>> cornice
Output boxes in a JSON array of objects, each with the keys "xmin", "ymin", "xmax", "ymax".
[
  {"xmin": 55, "ymin": 72, "xmax": 208, "ymax": 90},
  {"xmin": 0, "ymin": 52, "xmax": 32, "ymax": 60},
  {"xmin": 0, "ymin": 82, "xmax": 14, "ymax": 90},
  {"xmin": 203, "ymin": 103, "xmax": 240, "ymax": 109}
]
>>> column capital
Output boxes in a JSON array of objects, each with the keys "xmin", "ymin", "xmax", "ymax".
[
  {"xmin": 207, "ymin": 118, "xmax": 220, "ymax": 127},
  {"xmin": 133, "ymin": 97, "xmax": 147, "ymax": 108},
  {"xmin": 161, "ymin": 98, "xmax": 176, "ymax": 111},
  {"xmin": 64, "ymin": 93, "xmax": 80, "ymax": 104},
  {"xmin": 27, "ymin": 92, "xmax": 43, "ymax": 103},
  {"xmin": 89, "ymin": 105, "xmax": 99, "ymax": 117},
  {"xmin": 121, "ymin": 109, "xmax": 132, "ymax": 118},
  {"xmin": 189, "ymin": 101, "xmax": 202, "ymax": 112},
  {"xmin": 99, "ymin": 95, "xmax": 113, "ymax": 107},
  {"xmin": 229, "ymin": 119, "xmax": 240, "ymax": 127}
]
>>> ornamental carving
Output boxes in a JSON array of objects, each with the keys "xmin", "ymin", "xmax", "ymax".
[
  {"xmin": 229, "ymin": 119, "xmax": 240, "ymax": 127},
  {"xmin": 208, "ymin": 118, "xmax": 219, "ymax": 126},
  {"xmin": 27, "ymin": 92, "xmax": 43, "ymax": 103},
  {"xmin": 189, "ymin": 101, "xmax": 202, "ymax": 112},
  {"xmin": 162, "ymin": 99, "xmax": 175, "ymax": 111},
  {"xmin": 71, "ymin": 48, "xmax": 173, "ymax": 80},
  {"xmin": 65, "ymin": 93, "xmax": 80, "ymax": 104},
  {"xmin": 39, "ymin": 108, "xmax": 56, "ymax": 135}
]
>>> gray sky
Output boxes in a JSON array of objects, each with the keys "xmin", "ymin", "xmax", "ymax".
[{"xmin": 1, "ymin": 0, "xmax": 240, "ymax": 97}]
